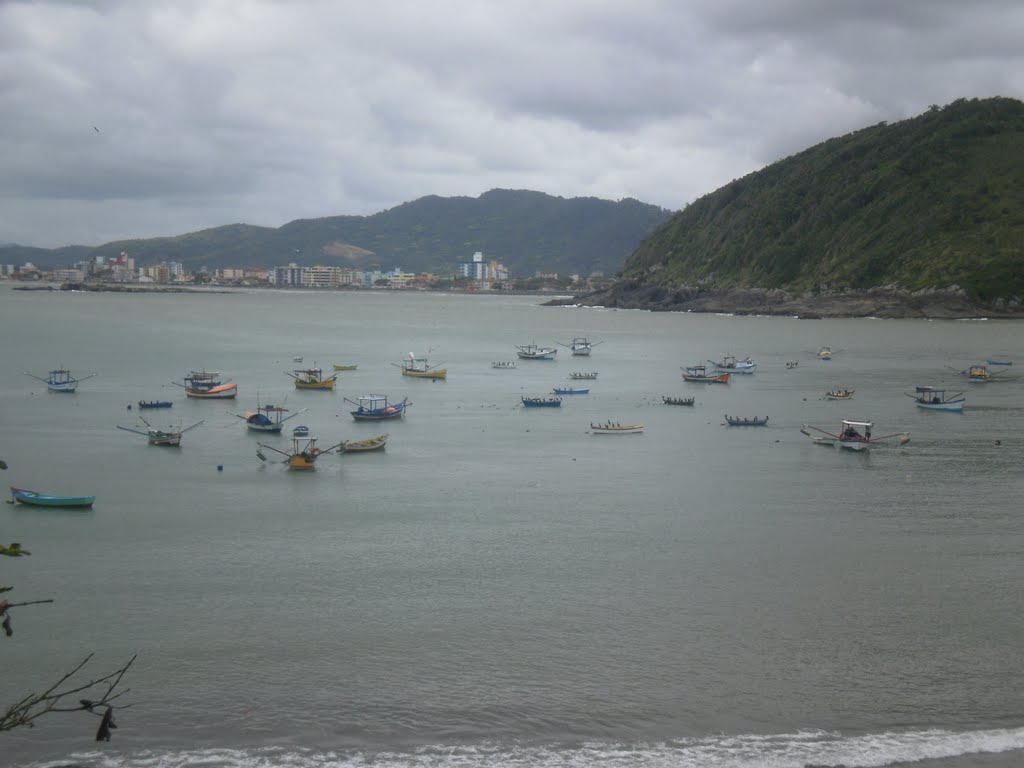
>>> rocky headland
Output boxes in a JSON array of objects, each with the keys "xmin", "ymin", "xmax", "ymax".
[{"xmin": 549, "ymin": 282, "xmax": 1024, "ymax": 319}]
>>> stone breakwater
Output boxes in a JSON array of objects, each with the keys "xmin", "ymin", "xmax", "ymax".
[{"xmin": 549, "ymin": 282, "xmax": 1024, "ymax": 319}]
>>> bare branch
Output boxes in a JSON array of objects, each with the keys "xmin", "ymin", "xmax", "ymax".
[{"xmin": 0, "ymin": 654, "xmax": 136, "ymax": 734}]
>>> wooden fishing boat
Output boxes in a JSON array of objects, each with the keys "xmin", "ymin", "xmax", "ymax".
[
  {"xmin": 825, "ymin": 388, "xmax": 855, "ymax": 400},
  {"xmin": 287, "ymin": 367, "xmax": 338, "ymax": 390},
  {"xmin": 590, "ymin": 421, "xmax": 644, "ymax": 435},
  {"xmin": 10, "ymin": 487, "xmax": 95, "ymax": 508},
  {"xmin": 682, "ymin": 364, "xmax": 730, "ymax": 384},
  {"xmin": 340, "ymin": 433, "xmax": 388, "ymax": 452},
  {"xmin": 292, "ymin": 425, "xmax": 310, "ymax": 437},
  {"xmin": 949, "ymin": 364, "xmax": 1005, "ymax": 383},
  {"xmin": 552, "ymin": 387, "xmax": 589, "ymax": 395},
  {"xmin": 492, "ymin": 361, "xmax": 516, "ymax": 369},
  {"xmin": 173, "ymin": 372, "xmax": 237, "ymax": 399},
  {"xmin": 395, "ymin": 353, "xmax": 447, "ymax": 379},
  {"xmin": 709, "ymin": 355, "xmax": 757, "ymax": 374},
  {"xmin": 333, "ymin": 364, "xmax": 358, "ymax": 371},
  {"xmin": 117, "ymin": 417, "xmax": 204, "ymax": 446},
  {"xmin": 724, "ymin": 415, "xmax": 769, "ymax": 426},
  {"xmin": 229, "ymin": 402, "xmax": 306, "ymax": 433},
  {"xmin": 257, "ymin": 436, "xmax": 343, "ymax": 471},
  {"xmin": 25, "ymin": 368, "xmax": 96, "ymax": 392},
  {"xmin": 559, "ymin": 337, "xmax": 601, "ymax": 356},
  {"xmin": 346, "ymin": 394, "xmax": 410, "ymax": 421},
  {"xmin": 906, "ymin": 387, "xmax": 965, "ymax": 412},
  {"xmin": 800, "ymin": 419, "xmax": 910, "ymax": 451},
  {"xmin": 662, "ymin": 396, "xmax": 695, "ymax": 406},
  {"xmin": 570, "ymin": 371, "xmax": 598, "ymax": 380},
  {"xmin": 786, "ymin": 361, "xmax": 799, "ymax": 369},
  {"xmin": 522, "ymin": 396, "xmax": 561, "ymax": 407},
  {"xmin": 817, "ymin": 346, "xmax": 833, "ymax": 361},
  {"xmin": 138, "ymin": 400, "xmax": 173, "ymax": 409},
  {"xmin": 516, "ymin": 343, "xmax": 558, "ymax": 360}
]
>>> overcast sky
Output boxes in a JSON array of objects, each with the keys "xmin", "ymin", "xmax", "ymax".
[{"xmin": 2, "ymin": 0, "xmax": 1022, "ymax": 248}]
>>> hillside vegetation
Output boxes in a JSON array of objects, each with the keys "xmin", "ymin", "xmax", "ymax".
[
  {"xmin": 4, "ymin": 190, "xmax": 670, "ymax": 278},
  {"xmin": 622, "ymin": 97, "xmax": 1024, "ymax": 303}
]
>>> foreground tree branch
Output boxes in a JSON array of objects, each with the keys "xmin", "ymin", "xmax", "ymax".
[{"xmin": 0, "ymin": 653, "xmax": 136, "ymax": 737}]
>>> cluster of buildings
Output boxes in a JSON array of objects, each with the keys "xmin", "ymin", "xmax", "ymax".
[{"xmin": 2, "ymin": 250, "xmax": 606, "ymax": 291}]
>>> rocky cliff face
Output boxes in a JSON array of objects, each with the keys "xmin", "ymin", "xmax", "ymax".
[{"xmin": 555, "ymin": 282, "xmax": 1024, "ymax": 319}]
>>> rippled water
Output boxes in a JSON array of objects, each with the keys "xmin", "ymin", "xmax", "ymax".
[{"xmin": 1, "ymin": 286, "xmax": 1022, "ymax": 767}]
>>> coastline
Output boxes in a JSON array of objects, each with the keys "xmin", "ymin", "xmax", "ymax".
[{"xmin": 549, "ymin": 283, "xmax": 1024, "ymax": 319}]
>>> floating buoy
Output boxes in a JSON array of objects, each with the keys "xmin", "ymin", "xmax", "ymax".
[{"xmin": 217, "ymin": 465, "xmax": 223, "ymax": 471}]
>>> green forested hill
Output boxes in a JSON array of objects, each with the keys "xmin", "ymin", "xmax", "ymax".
[
  {"xmin": 622, "ymin": 97, "xmax": 1024, "ymax": 302},
  {"xmin": 4, "ymin": 190, "xmax": 670, "ymax": 278}
]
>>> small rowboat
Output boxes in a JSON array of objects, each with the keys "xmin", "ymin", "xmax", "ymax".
[
  {"xmin": 825, "ymin": 389, "xmax": 854, "ymax": 400},
  {"xmin": 10, "ymin": 486, "xmax": 95, "ymax": 508},
  {"xmin": 570, "ymin": 371, "xmax": 598, "ymax": 380},
  {"xmin": 492, "ymin": 361, "xmax": 517, "ymax": 369},
  {"xmin": 724, "ymin": 415, "xmax": 769, "ymax": 426},
  {"xmin": 340, "ymin": 433, "xmax": 388, "ymax": 452},
  {"xmin": 663, "ymin": 396, "xmax": 695, "ymax": 406},
  {"xmin": 522, "ymin": 397, "xmax": 562, "ymax": 407},
  {"xmin": 987, "ymin": 359, "xmax": 1012, "ymax": 366},
  {"xmin": 292, "ymin": 425, "xmax": 310, "ymax": 437},
  {"xmin": 591, "ymin": 422, "xmax": 644, "ymax": 435},
  {"xmin": 552, "ymin": 387, "xmax": 589, "ymax": 395},
  {"xmin": 138, "ymin": 400, "xmax": 173, "ymax": 409},
  {"xmin": 333, "ymin": 364, "xmax": 358, "ymax": 371},
  {"xmin": 682, "ymin": 365, "xmax": 730, "ymax": 384}
]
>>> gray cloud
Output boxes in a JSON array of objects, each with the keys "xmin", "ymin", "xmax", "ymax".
[{"xmin": 2, "ymin": 0, "xmax": 1022, "ymax": 247}]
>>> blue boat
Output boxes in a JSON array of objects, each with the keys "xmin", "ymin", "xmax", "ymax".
[
  {"xmin": 345, "ymin": 394, "xmax": 411, "ymax": 421},
  {"xmin": 522, "ymin": 397, "xmax": 562, "ymax": 407},
  {"xmin": 292, "ymin": 425, "xmax": 310, "ymax": 437},
  {"xmin": 138, "ymin": 400, "xmax": 173, "ymax": 409},
  {"xmin": 552, "ymin": 387, "xmax": 589, "ymax": 395},
  {"xmin": 10, "ymin": 486, "xmax": 95, "ymax": 508},
  {"xmin": 987, "ymin": 358, "xmax": 1013, "ymax": 366}
]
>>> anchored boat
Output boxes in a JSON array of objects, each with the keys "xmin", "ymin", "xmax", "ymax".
[
  {"xmin": 552, "ymin": 387, "xmax": 589, "ymax": 395},
  {"xmin": 522, "ymin": 396, "xmax": 562, "ymax": 407},
  {"xmin": 346, "ymin": 394, "xmax": 410, "ymax": 421},
  {"xmin": 287, "ymin": 367, "xmax": 338, "ymax": 390},
  {"xmin": 173, "ymin": 371, "xmax": 237, "ymax": 399},
  {"xmin": 229, "ymin": 401, "xmax": 306, "ymax": 433},
  {"xmin": 906, "ymin": 387, "xmax": 965, "ymax": 411},
  {"xmin": 516, "ymin": 343, "xmax": 558, "ymax": 360},
  {"xmin": 10, "ymin": 487, "xmax": 95, "ymax": 508},
  {"xmin": 709, "ymin": 355, "xmax": 757, "ymax": 374},
  {"xmin": 117, "ymin": 416, "xmax": 204, "ymax": 446},
  {"xmin": 825, "ymin": 389, "xmax": 855, "ymax": 400},
  {"xmin": 257, "ymin": 436, "xmax": 343, "ymax": 471},
  {"xmin": 340, "ymin": 433, "xmax": 389, "ymax": 452},
  {"xmin": 395, "ymin": 352, "xmax": 447, "ymax": 379},
  {"xmin": 682, "ymin": 364, "xmax": 730, "ymax": 384},
  {"xmin": 25, "ymin": 367, "xmax": 96, "ymax": 393},
  {"xmin": 559, "ymin": 337, "xmax": 601, "ymax": 356}
]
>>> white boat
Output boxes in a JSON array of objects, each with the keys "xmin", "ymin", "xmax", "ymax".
[
  {"xmin": 559, "ymin": 337, "xmax": 601, "ymax": 356},
  {"xmin": 590, "ymin": 421, "xmax": 644, "ymax": 435},
  {"xmin": 516, "ymin": 343, "xmax": 558, "ymax": 360},
  {"xmin": 491, "ymin": 361, "xmax": 516, "ymax": 369},
  {"xmin": 25, "ymin": 367, "xmax": 96, "ymax": 392},
  {"xmin": 709, "ymin": 355, "xmax": 757, "ymax": 374},
  {"xmin": 906, "ymin": 387, "xmax": 965, "ymax": 412},
  {"xmin": 801, "ymin": 419, "xmax": 910, "ymax": 451}
]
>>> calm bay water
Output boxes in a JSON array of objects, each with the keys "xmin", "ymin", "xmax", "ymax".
[{"xmin": 1, "ymin": 285, "xmax": 1022, "ymax": 768}]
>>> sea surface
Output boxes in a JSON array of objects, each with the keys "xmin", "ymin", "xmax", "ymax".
[{"xmin": 1, "ymin": 285, "xmax": 1022, "ymax": 768}]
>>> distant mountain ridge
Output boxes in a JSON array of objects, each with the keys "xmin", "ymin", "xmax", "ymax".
[
  {"xmin": 589, "ymin": 97, "xmax": 1024, "ymax": 314},
  {"xmin": 1, "ymin": 189, "xmax": 672, "ymax": 278}
]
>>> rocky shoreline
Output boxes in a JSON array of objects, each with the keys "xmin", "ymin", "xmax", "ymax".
[{"xmin": 548, "ymin": 282, "xmax": 1024, "ymax": 319}]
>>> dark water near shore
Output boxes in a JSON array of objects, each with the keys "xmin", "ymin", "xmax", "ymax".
[{"xmin": 1, "ymin": 286, "xmax": 1022, "ymax": 767}]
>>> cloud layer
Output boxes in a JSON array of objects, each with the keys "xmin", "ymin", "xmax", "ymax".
[{"xmin": 2, "ymin": 0, "xmax": 1022, "ymax": 247}]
